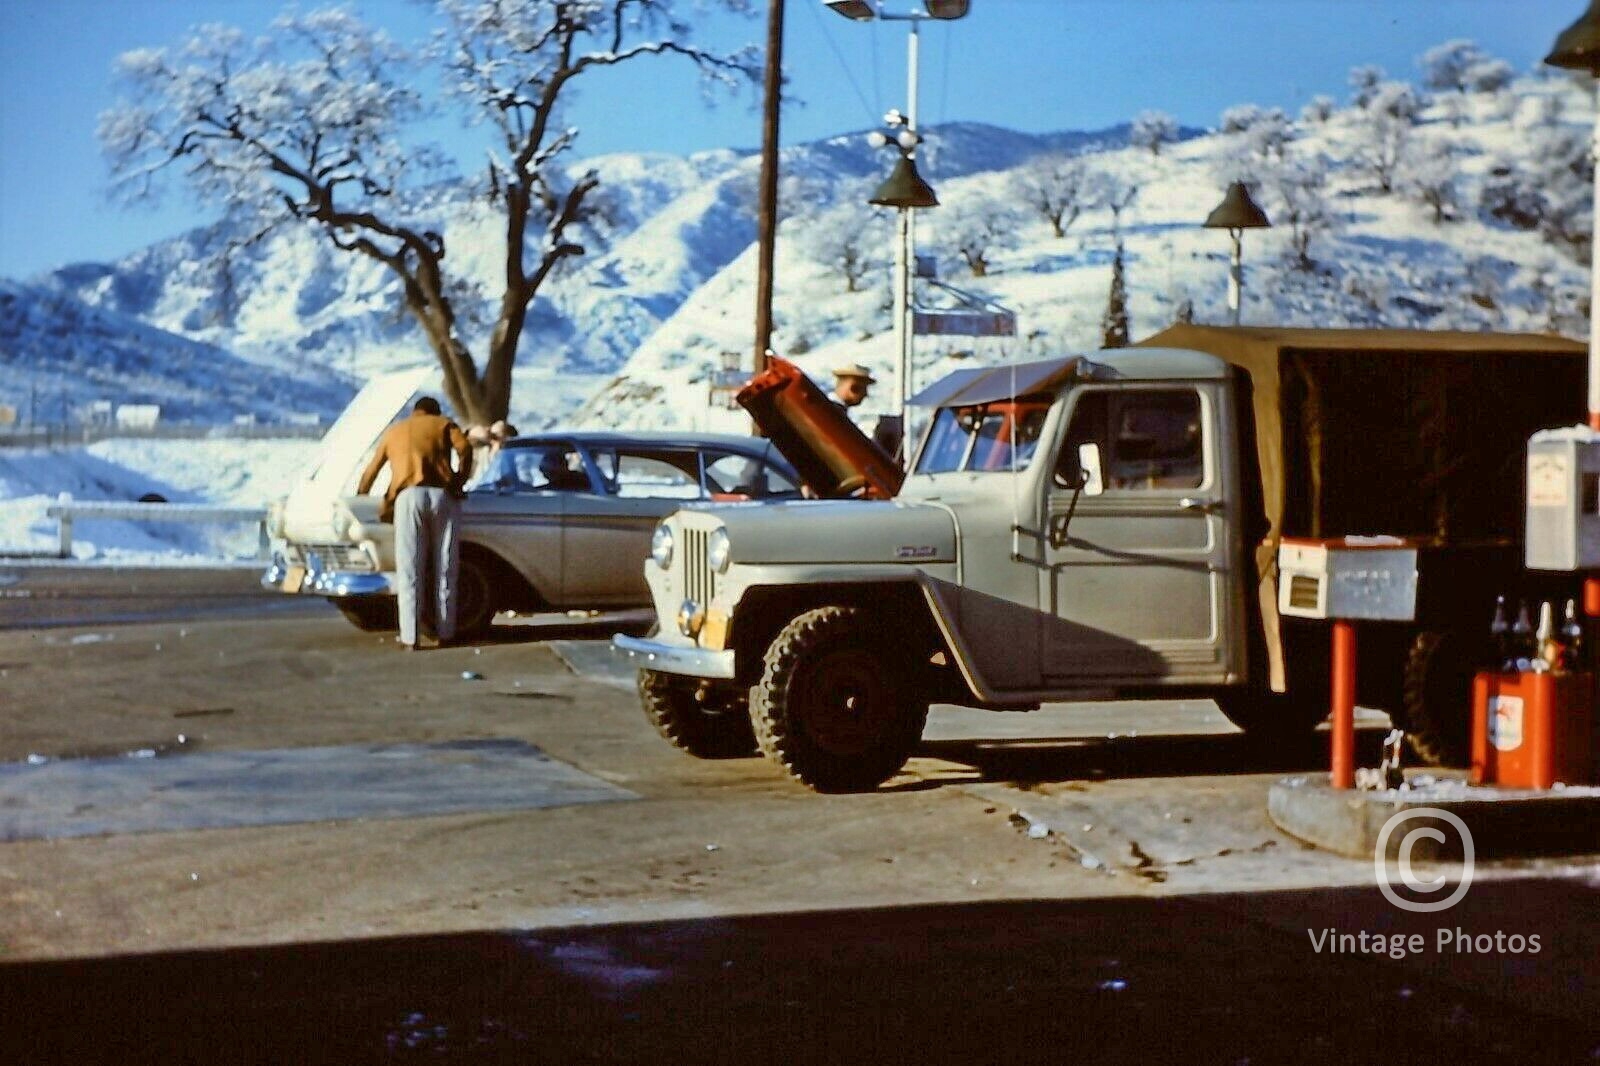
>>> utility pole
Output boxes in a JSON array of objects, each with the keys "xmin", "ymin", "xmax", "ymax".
[{"xmin": 753, "ymin": 0, "xmax": 785, "ymax": 379}]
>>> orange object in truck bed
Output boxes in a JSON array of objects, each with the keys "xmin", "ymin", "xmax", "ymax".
[
  {"xmin": 1470, "ymin": 671, "xmax": 1596, "ymax": 789},
  {"xmin": 737, "ymin": 357, "xmax": 904, "ymax": 500}
]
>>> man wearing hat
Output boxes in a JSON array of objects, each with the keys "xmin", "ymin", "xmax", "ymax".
[{"xmin": 830, "ymin": 363, "xmax": 876, "ymax": 422}]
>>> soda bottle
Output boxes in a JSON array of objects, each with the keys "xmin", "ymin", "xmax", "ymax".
[
  {"xmin": 1562, "ymin": 598, "xmax": 1584, "ymax": 672},
  {"xmin": 1512, "ymin": 600, "xmax": 1535, "ymax": 672},
  {"xmin": 1489, "ymin": 595, "xmax": 1510, "ymax": 671},
  {"xmin": 1534, "ymin": 601, "xmax": 1559, "ymax": 674}
]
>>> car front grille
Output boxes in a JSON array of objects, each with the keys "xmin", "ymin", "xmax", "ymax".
[
  {"xmin": 682, "ymin": 528, "xmax": 716, "ymax": 606},
  {"xmin": 289, "ymin": 542, "xmax": 376, "ymax": 572}
]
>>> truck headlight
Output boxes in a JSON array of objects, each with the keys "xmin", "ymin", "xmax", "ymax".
[
  {"xmin": 707, "ymin": 528, "xmax": 731, "ymax": 573},
  {"xmin": 650, "ymin": 523, "xmax": 675, "ymax": 569}
]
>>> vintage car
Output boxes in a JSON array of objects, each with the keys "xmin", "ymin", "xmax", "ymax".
[{"xmin": 262, "ymin": 367, "xmax": 801, "ymax": 635}]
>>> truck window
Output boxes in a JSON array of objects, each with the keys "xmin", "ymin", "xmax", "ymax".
[
  {"xmin": 916, "ymin": 399, "xmax": 1050, "ymax": 474},
  {"xmin": 1055, "ymin": 389, "xmax": 1204, "ymax": 491}
]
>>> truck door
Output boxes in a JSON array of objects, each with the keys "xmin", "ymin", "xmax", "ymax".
[{"xmin": 1040, "ymin": 383, "xmax": 1235, "ymax": 684}]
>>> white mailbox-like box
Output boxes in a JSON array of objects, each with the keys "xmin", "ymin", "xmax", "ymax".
[
  {"xmin": 1525, "ymin": 427, "xmax": 1600, "ymax": 572},
  {"xmin": 1278, "ymin": 537, "xmax": 1418, "ymax": 621}
]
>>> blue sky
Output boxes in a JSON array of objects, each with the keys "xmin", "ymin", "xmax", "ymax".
[{"xmin": 0, "ymin": 0, "xmax": 1585, "ymax": 278}]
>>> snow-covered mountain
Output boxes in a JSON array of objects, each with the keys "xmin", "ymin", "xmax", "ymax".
[
  {"xmin": 3, "ymin": 123, "xmax": 1143, "ymax": 431},
  {"xmin": 0, "ymin": 278, "xmax": 351, "ymax": 423},
  {"xmin": 0, "ymin": 58, "xmax": 1590, "ymax": 444},
  {"xmin": 579, "ymin": 72, "xmax": 1595, "ymax": 433}
]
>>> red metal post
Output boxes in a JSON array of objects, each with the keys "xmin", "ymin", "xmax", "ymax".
[{"xmin": 1330, "ymin": 619, "xmax": 1357, "ymax": 789}]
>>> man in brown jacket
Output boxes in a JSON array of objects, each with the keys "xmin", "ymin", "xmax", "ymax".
[{"xmin": 357, "ymin": 397, "xmax": 473, "ymax": 650}]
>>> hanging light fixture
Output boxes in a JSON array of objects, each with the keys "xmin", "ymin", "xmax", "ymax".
[
  {"xmin": 1204, "ymin": 181, "xmax": 1271, "ymax": 232},
  {"xmin": 870, "ymin": 156, "xmax": 939, "ymax": 209}
]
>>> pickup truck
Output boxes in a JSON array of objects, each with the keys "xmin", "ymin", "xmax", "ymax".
[{"xmin": 613, "ymin": 326, "xmax": 1587, "ymax": 792}]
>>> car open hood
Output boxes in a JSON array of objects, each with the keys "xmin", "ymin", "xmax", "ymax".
[
  {"xmin": 281, "ymin": 365, "xmax": 439, "ymax": 539},
  {"xmin": 737, "ymin": 357, "xmax": 904, "ymax": 499}
]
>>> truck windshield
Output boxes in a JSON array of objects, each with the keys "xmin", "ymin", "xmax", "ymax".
[{"xmin": 915, "ymin": 400, "xmax": 1050, "ymax": 474}]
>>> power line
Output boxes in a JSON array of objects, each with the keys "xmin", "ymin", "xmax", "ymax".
[{"xmin": 801, "ymin": 0, "xmax": 880, "ymax": 127}]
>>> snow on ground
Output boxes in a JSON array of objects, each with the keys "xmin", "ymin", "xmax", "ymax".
[{"xmin": 0, "ymin": 438, "xmax": 318, "ymax": 564}]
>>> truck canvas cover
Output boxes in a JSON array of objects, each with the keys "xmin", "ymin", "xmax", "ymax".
[{"xmin": 1138, "ymin": 324, "xmax": 1587, "ymax": 688}]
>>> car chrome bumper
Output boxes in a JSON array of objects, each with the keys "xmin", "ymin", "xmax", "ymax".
[
  {"xmin": 612, "ymin": 634, "xmax": 736, "ymax": 680},
  {"xmin": 261, "ymin": 561, "xmax": 393, "ymax": 598}
]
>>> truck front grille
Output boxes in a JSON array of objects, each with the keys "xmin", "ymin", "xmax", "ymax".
[
  {"xmin": 290, "ymin": 543, "xmax": 376, "ymax": 572},
  {"xmin": 682, "ymin": 528, "xmax": 716, "ymax": 605}
]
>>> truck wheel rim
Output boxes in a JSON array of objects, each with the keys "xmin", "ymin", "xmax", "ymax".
[{"xmin": 799, "ymin": 649, "xmax": 892, "ymax": 756}]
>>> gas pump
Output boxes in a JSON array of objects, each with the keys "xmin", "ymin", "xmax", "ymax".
[{"xmin": 1470, "ymin": 428, "xmax": 1600, "ymax": 789}]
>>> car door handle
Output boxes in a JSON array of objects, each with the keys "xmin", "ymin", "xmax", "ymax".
[{"xmin": 1178, "ymin": 497, "xmax": 1220, "ymax": 513}]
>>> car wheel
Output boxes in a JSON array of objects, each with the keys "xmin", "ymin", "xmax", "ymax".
[
  {"xmin": 750, "ymin": 605, "xmax": 928, "ymax": 793},
  {"xmin": 639, "ymin": 670, "xmax": 758, "ymax": 759},
  {"xmin": 1399, "ymin": 629, "xmax": 1481, "ymax": 767},
  {"xmin": 454, "ymin": 554, "xmax": 499, "ymax": 638},
  {"xmin": 334, "ymin": 598, "xmax": 398, "ymax": 632}
]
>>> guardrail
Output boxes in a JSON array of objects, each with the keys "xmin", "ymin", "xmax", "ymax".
[{"xmin": 43, "ymin": 493, "xmax": 270, "ymax": 559}]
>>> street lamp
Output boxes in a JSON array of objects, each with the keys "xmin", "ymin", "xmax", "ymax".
[
  {"xmin": 1203, "ymin": 181, "xmax": 1271, "ymax": 326},
  {"xmin": 825, "ymin": 0, "xmax": 970, "ymax": 459},
  {"xmin": 1545, "ymin": 0, "xmax": 1600, "ymax": 430}
]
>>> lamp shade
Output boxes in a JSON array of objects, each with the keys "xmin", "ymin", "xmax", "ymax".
[
  {"xmin": 870, "ymin": 156, "xmax": 939, "ymax": 209},
  {"xmin": 1203, "ymin": 181, "xmax": 1271, "ymax": 231},
  {"xmin": 1547, "ymin": 1, "xmax": 1600, "ymax": 73}
]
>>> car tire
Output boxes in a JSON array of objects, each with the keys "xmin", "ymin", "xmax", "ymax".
[
  {"xmin": 639, "ymin": 669, "xmax": 758, "ymax": 759},
  {"xmin": 750, "ymin": 605, "xmax": 928, "ymax": 793},
  {"xmin": 335, "ymin": 598, "xmax": 398, "ymax": 632},
  {"xmin": 1399, "ymin": 629, "xmax": 1481, "ymax": 768},
  {"xmin": 454, "ymin": 553, "xmax": 499, "ymax": 638}
]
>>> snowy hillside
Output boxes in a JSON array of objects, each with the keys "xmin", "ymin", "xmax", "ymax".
[
  {"xmin": 579, "ymin": 69, "xmax": 1595, "ymax": 433},
  {"xmin": 2, "ymin": 41, "xmax": 1594, "ymax": 539},
  {"xmin": 13, "ymin": 124, "xmax": 1140, "ymax": 432}
]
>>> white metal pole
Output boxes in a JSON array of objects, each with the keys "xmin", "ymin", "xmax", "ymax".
[
  {"xmin": 1589, "ymin": 84, "xmax": 1600, "ymax": 429},
  {"xmin": 1229, "ymin": 230, "xmax": 1244, "ymax": 326},
  {"xmin": 900, "ymin": 18, "xmax": 921, "ymax": 459}
]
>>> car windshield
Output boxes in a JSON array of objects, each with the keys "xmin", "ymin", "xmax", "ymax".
[
  {"xmin": 475, "ymin": 444, "xmax": 591, "ymax": 493},
  {"xmin": 915, "ymin": 399, "xmax": 1051, "ymax": 474}
]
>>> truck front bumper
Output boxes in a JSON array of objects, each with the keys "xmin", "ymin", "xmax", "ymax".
[{"xmin": 612, "ymin": 633, "xmax": 736, "ymax": 680}]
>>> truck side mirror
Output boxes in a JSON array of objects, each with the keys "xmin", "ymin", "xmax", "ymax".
[{"xmin": 1078, "ymin": 443, "xmax": 1105, "ymax": 497}]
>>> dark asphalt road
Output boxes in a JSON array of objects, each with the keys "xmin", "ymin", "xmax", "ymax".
[
  {"xmin": 3, "ymin": 567, "xmax": 1597, "ymax": 1064},
  {"xmin": 6, "ymin": 886, "xmax": 1598, "ymax": 1065},
  {"xmin": 0, "ymin": 565, "xmax": 323, "ymax": 629}
]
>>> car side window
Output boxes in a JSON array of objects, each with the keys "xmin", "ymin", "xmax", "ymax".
[
  {"xmin": 613, "ymin": 450, "xmax": 704, "ymax": 499},
  {"xmin": 704, "ymin": 453, "xmax": 798, "ymax": 499},
  {"xmin": 1055, "ymin": 389, "xmax": 1204, "ymax": 491},
  {"xmin": 481, "ymin": 445, "xmax": 589, "ymax": 492}
]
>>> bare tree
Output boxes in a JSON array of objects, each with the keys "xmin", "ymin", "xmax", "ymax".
[
  {"xmin": 1129, "ymin": 110, "xmax": 1180, "ymax": 156},
  {"xmin": 1348, "ymin": 65, "xmax": 1385, "ymax": 108},
  {"xmin": 797, "ymin": 192, "xmax": 889, "ymax": 293},
  {"xmin": 933, "ymin": 195, "xmax": 1020, "ymax": 278},
  {"xmin": 1089, "ymin": 171, "xmax": 1141, "ymax": 237},
  {"xmin": 1009, "ymin": 154, "xmax": 1089, "ymax": 238},
  {"xmin": 99, "ymin": 2, "xmax": 759, "ymax": 425},
  {"xmin": 1269, "ymin": 160, "xmax": 1340, "ymax": 271},
  {"xmin": 1400, "ymin": 139, "xmax": 1459, "ymax": 223},
  {"xmin": 1300, "ymin": 95, "xmax": 1336, "ymax": 125},
  {"xmin": 1353, "ymin": 83, "xmax": 1420, "ymax": 192}
]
